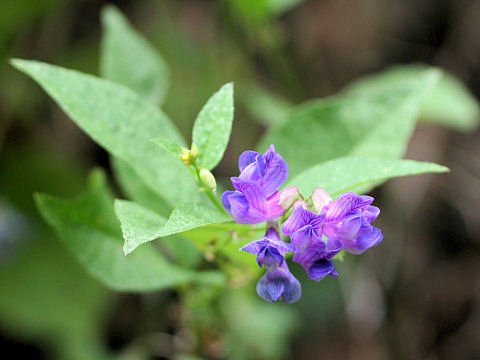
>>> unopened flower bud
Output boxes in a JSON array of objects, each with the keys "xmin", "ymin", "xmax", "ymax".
[
  {"xmin": 180, "ymin": 144, "xmax": 199, "ymax": 165},
  {"xmin": 199, "ymin": 168, "xmax": 216, "ymax": 192},
  {"xmin": 312, "ymin": 188, "xmax": 332, "ymax": 213},
  {"xmin": 180, "ymin": 147, "xmax": 192, "ymax": 165},
  {"xmin": 278, "ymin": 186, "xmax": 299, "ymax": 210},
  {"xmin": 293, "ymin": 200, "xmax": 308, "ymax": 210},
  {"xmin": 190, "ymin": 143, "xmax": 199, "ymax": 160}
]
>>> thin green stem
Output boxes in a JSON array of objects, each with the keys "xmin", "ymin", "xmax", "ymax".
[{"xmin": 205, "ymin": 188, "xmax": 225, "ymax": 213}]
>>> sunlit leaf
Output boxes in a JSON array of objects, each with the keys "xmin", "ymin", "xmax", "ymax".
[
  {"xmin": 115, "ymin": 200, "xmax": 231, "ymax": 254},
  {"xmin": 192, "ymin": 83, "xmax": 234, "ymax": 170},
  {"xmin": 12, "ymin": 59, "xmax": 200, "ymax": 207},
  {"xmin": 288, "ymin": 157, "xmax": 449, "ymax": 198},
  {"xmin": 151, "ymin": 137, "xmax": 182, "ymax": 158}
]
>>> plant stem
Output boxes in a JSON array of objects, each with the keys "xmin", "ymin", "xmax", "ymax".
[{"xmin": 206, "ymin": 188, "xmax": 225, "ymax": 213}]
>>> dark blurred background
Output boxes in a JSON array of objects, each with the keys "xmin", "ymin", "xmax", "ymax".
[{"xmin": 1, "ymin": 1, "xmax": 479, "ymax": 359}]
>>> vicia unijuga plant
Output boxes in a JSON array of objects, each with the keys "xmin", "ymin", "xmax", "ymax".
[{"xmin": 10, "ymin": 4, "xmax": 480, "ymax": 355}]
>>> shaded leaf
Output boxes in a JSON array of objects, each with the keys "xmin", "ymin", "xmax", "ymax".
[
  {"xmin": 240, "ymin": 83, "xmax": 293, "ymax": 128},
  {"xmin": 100, "ymin": 5, "xmax": 169, "ymax": 105},
  {"xmin": 34, "ymin": 170, "xmax": 197, "ymax": 292},
  {"xmin": 0, "ymin": 234, "xmax": 113, "ymax": 360},
  {"xmin": 259, "ymin": 69, "xmax": 441, "ymax": 175},
  {"xmin": 221, "ymin": 288, "xmax": 298, "ymax": 360},
  {"xmin": 345, "ymin": 64, "xmax": 479, "ymax": 131},
  {"xmin": 110, "ymin": 157, "xmax": 172, "ymax": 217}
]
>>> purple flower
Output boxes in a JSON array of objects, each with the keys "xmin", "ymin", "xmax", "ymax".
[
  {"xmin": 293, "ymin": 237, "xmax": 343, "ymax": 281},
  {"xmin": 222, "ymin": 145, "xmax": 290, "ymax": 224},
  {"xmin": 240, "ymin": 227, "xmax": 301, "ymax": 303},
  {"xmin": 237, "ymin": 145, "xmax": 289, "ymax": 197},
  {"xmin": 282, "ymin": 202, "xmax": 342, "ymax": 280},
  {"xmin": 256, "ymin": 261, "xmax": 301, "ymax": 303},
  {"xmin": 282, "ymin": 201, "xmax": 325, "ymax": 250},
  {"xmin": 240, "ymin": 227, "xmax": 294, "ymax": 270},
  {"xmin": 322, "ymin": 192, "xmax": 383, "ymax": 254}
]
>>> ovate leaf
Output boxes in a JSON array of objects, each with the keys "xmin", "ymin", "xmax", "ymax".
[
  {"xmin": 115, "ymin": 200, "xmax": 231, "ymax": 254},
  {"xmin": 192, "ymin": 83, "xmax": 234, "ymax": 170},
  {"xmin": 260, "ymin": 69, "xmax": 441, "ymax": 175},
  {"xmin": 100, "ymin": 5, "xmax": 169, "ymax": 105},
  {"xmin": 288, "ymin": 157, "xmax": 449, "ymax": 197},
  {"xmin": 345, "ymin": 64, "xmax": 479, "ymax": 131},
  {"xmin": 12, "ymin": 59, "xmax": 199, "ymax": 207},
  {"xmin": 34, "ymin": 170, "xmax": 195, "ymax": 292}
]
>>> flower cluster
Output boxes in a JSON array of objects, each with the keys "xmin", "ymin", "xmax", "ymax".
[{"xmin": 223, "ymin": 145, "xmax": 383, "ymax": 303}]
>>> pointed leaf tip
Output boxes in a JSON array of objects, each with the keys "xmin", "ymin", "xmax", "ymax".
[{"xmin": 192, "ymin": 82, "xmax": 235, "ymax": 170}]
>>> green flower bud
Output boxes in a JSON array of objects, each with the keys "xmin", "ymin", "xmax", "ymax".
[
  {"xmin": 180, "ymin": 147, "xmax": 192, "ymax": 165},
  {"xmin": 180, "ymin": 144, "xmax": 199, "ymax": 165},
  {"xmin": 190, "ymin": 143, "xmax": 199, "ymax": 161},
  {"xmin": 199, "ymin": 168, "xmax": 216, "ymax": 192}
]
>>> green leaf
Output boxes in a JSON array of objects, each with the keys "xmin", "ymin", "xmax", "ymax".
[
  {"xmin": 114, "ymin": 200, "xmax": 165, "ymax": 254},
  {"xmin": 230, "ymin": 0, "xmax": 305, "ymax": 22},
  {"xmin": 159, "ymin": 235, "xmax": 203, "ymax": 269},
  {"xmin": 221, "ymin": 288, "xmax": 298, "ymax": 360},
  {"xmin": 240, "ymin": 83, "xmax": 293, "ymax": 128},
  {"xmin": 192, "ymin": 83, "xmax": 234, "ymax": 170},
  {"xmin": 98, "ymin": 6, "xmax": 177, "ymax": 219},
  {"xmin": 288, "ymin": 157, "xmax": 449, "ymax": 197},
  {"xmin": 345, "ymin": 65, "xmax": 480, "ymax": 131},
  {"xmin": 259, "ymin": 69, "xmax": 441, "ymax": 175},
  {"xmin": 110, "ymin": 157, "xmax": 172, "ymax": 217},
  {"xmin": 100, "ymin": 5, "xmax": 169, "ymax": 105},
  {"xmin": 151, "ymin": 137, "xmax": 182, "ymax": 157},
  {"xmin": 115, "ymin": 200, "xmax": 231, "ymax": 254},
  {"xmin": 421, "ymin": 71, "xmax": 480, "ymax": 130},
  {"xmin": 0, "ymin": 234, "xmax": 113, "ymax": 360},
  {"xmin": 111, "ymin": 162, "xmax": 203, "ymax": 268},
  {"xmin": 34, "ymin": 170, "xmax": 196, "ymax": 292},
  {"xmin": 11, "ymin": 59, "xmax": 199, "ymax": 207},
  {"xmin": 266, "ymin": 0, "xmax": 306, "ymax": 16}
]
